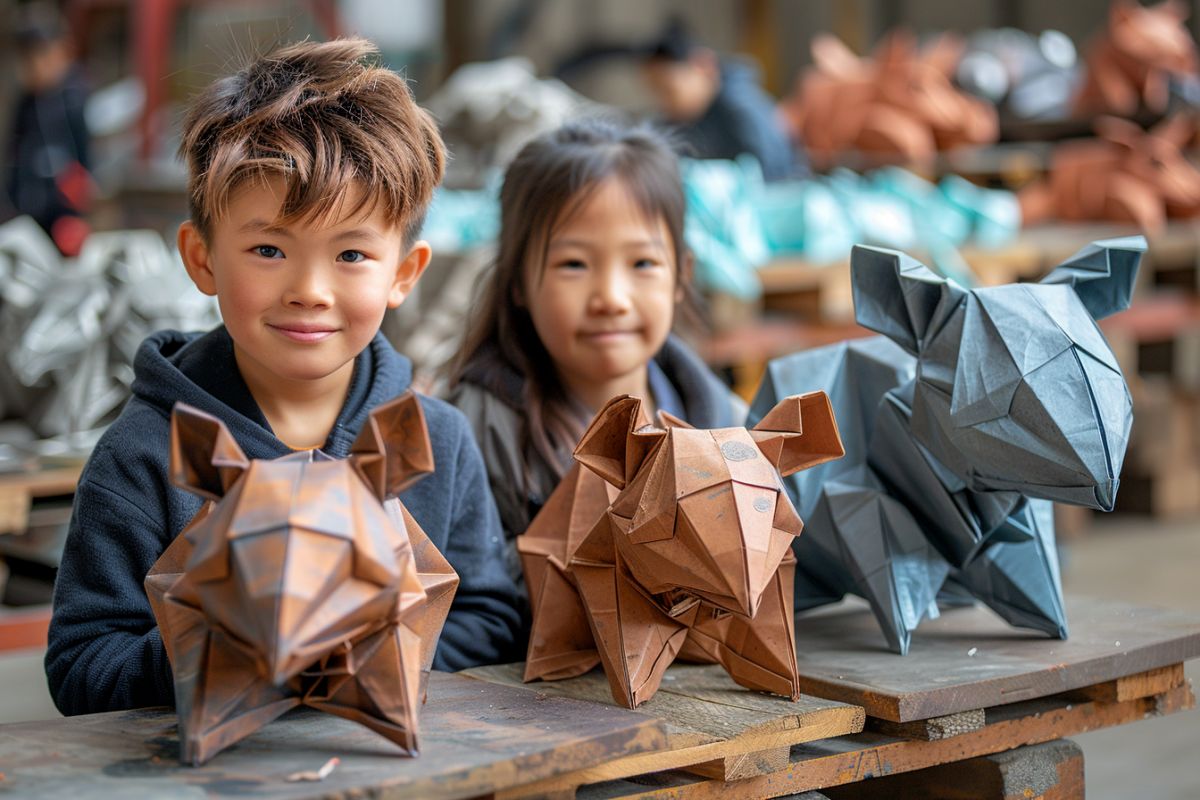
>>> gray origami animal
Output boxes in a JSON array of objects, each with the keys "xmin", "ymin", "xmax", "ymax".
[{"xmin": 749, "ymin": 237, "xmax": 1143, "ymax": 653}]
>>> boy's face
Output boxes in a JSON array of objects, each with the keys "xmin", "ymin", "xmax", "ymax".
[
  {"xmin": 524, "ymin": 177, "xmax": 678, "ymax": 397},
  {"xmin": 179, "ymin": 177, "xmax": 429, "ymax": 390}
]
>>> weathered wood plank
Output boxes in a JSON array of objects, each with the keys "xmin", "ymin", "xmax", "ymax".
[
  {"xmin": 466, "ymin": 662, "xmax": 865, "ymax": 749},
  {"xmin": 567, "ymin": 684, "xmax": 1195, "ymax": 799},
  {"xmin": 791, "ymin": 596, "xmax": 1200, "ymax": 721},
  {"xmin": 819, "ymin": 738, "xmax": 1084, "ymax": 800},
  {"xmin": 469, "ymin": 662, "xmax": 864, "ymax": 788},
  {"xmin": 1067, "ymin": 663, "xmax": 1186, "ymax": 703},
  {"xmin": 0, "ymin": 671, "xmax": 667, "ymax": 800},
  {"xmin": 686, "ymin": 745, "xmax": 791, "ymax": 781},
  {"xmin": 866, "ymin": 708, "xmax": 985, "ymax": 741}
]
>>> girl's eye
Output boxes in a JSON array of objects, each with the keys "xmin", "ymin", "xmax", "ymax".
[
  {"xmin": 254, "ymin": 245, "xmax": 283, "ymax": 259},
  {"xmin": 338, "ymin": 250, "xmax": 367, "ymax": 264},
  {"xmin": 633, "ymin": 258, "xmax": 660, "ymax": 269},
  {"xmin": 557, "ymin": 259, "xmax": 587, "ymax": 271}
]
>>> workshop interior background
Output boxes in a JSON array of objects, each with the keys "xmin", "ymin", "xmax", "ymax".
[{"xmin": 0, "ymin": 2, "xmax": 1197, "ymax": 798}]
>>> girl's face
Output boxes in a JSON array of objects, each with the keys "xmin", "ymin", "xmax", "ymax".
[{"xmin": 524, "ymin": 177, "xmax": 679, "ymax": 401}]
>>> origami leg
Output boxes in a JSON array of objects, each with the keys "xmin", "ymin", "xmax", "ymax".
[
  {"xmin": 955, "ymin": 499, "xmax": 1068, "ymax": 640},
  {"xmin": 523, "ymin": 554, "xmax": 601, "ymax": 681},
  {"xmin": 683, "ymin": 557, "xmax": 802, "ymax": 700},
  {"xmin": 572, "ymin": 517, "xmax": 688, "ymax": 708},
  {"xmin": 308, "ymin": 624, "xmax": 424, "ymax": 755},
  {"xmin": 395, "ymin": 503, "xmax": 459, "ymax": 677},
  {"xmin": 807, "ymin": 472, "xmax": 949, "ymax": 655},
  {"xmin": 164, "ymin": 598, "xmax": 297, "ymax": 766}
]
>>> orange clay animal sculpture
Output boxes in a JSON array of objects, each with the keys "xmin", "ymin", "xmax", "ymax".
[
  {"xmin": 519, "ymin": 393, "xmax": 844, "ymax": 708},
  {"xmin": 145, "ymin": 393, "xmax": 458, "ymax": 765},
  {"xmin": 1074, "ymin": 0, "xmax": 1199, "ymax": 117},
  {"xmin": 1019, "ymin": 114, "xmax": 1200, "ymax": 234},
  {"xmin": 782, "ymin": 30, "xmax": 998, "ymax": 168}
]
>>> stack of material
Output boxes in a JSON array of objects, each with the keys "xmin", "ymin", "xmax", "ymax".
[{"xmin": 0, "ymin": 217, "xmax": 219, "ymax": 452}]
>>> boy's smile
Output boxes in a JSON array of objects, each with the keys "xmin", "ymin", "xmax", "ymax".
[{"xmin": 178, "ymin": 176, "xmax": 430, "ymax": 444}]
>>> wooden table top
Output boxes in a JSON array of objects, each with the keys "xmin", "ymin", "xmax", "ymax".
[
  {"xmin": 0, "ymin": 670, "xmax": 667, "ymax": 800},
  {"xmin": 792, "ymin": 594, "xmax": 1200, "ymax": 722}
]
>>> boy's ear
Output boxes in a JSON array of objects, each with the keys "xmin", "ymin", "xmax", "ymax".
[
  {"xmin": 388, "ymin": 240, "xmax": 433, "ymax": 308},
  {"xmin": 749, "ymin": 391, "xmax": 845, "ymax": 477},
  {"xmin": 171, "ymin": 403, "xmax": 249, "ymax": 501},
  {"xmin": 574, "ymin": 395, "xmax": 664, "ymax": 489},
  {"xmin": 350, "ymin": 390, "xmax": 435, "ymax": 500},
  {"xmin": 177, "ymin": 221, "xmax": 217, "ymax": 297}
]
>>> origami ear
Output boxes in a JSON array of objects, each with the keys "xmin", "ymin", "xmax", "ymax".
[
  {"xmin": 350, "ymin": 391, "xmax": 434, "ymax": 501},
  {"xmin": 851, "ymin": 245, "xmax": 965, "ymax": 355},
  {"xmin": 1039, "ymin": 236, "xmax": 1145, "ymax": 320},
  {"xmin": 170, "ymin": 403, "xmax": 249, "ymax": 502},
  {"xmin": 749, "ymin": 392, "xmax": 845, "ymax": 477},
  {"xmin": 575, "ymin": 395, "xmax": 665, "ymax": 490}
]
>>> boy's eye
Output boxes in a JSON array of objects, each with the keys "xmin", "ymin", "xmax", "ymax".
[
  {"xmin": 254, "ymin": 245, "xmax": 284, "ymax": 259},
  {"xmin": 337, "ymin": 250, "xmax": 368, "ymax": 264}
]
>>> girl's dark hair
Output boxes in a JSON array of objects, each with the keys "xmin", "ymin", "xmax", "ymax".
[{"xmin": 450, "ymin": 119, "xmax": 691, "ymax": 485}]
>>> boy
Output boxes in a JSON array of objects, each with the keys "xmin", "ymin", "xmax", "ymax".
[{"xmin": 45, "ymin": 38, "xmax": 524, "ymax": 715}]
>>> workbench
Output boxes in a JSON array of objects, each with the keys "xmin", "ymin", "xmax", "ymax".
[{"xmin": 1, "ymin": 595, "xmax": 1195, "ymax": 798}]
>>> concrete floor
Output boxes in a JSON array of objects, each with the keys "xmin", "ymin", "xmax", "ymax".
[{"xmin": 0, "ymin": 514, "xmax": 1196, "ymax": 797}]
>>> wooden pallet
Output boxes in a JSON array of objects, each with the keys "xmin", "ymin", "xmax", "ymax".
[
  {"xmin": 787, "ymin": 596, "xmax": 1200, "ymax": 722},
  {"xmin": 568, "ymin": 669, "xmax": 1192, "ymax": 799},
  {"xmin": 0, "ymin": 465, "xmax": 82, "ymax": 536},
  {"xmin": 492, "ymin": 595, "xmax": 1200, "ymax": 799},
  {"xmin": 462, "ymin": 662, "xmax": 864, "ymax": 795}
]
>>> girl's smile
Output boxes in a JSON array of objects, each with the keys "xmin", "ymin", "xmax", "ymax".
[{"xmin": 524, "ymin": 177, "xmax": 678, "ymax": 412}]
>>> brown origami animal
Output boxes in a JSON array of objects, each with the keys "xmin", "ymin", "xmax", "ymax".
[
  {"xmin": 1019, "ymin": 114, "xmax": 1200, "ymax": 233},
  {"xmin": 782, "ymin": 30, "xmax": 998, "ymax": 168},
  {"xmin": 1075, "ymin": 0, "xmax": 1198, "ymax": 117},
  {"xmin": 144, "ymin": 392, "xmax": 459, "ymax": 765},
  {"xmin": 519, "ymin": 393, "xmax": 844, "ymax": 708}
]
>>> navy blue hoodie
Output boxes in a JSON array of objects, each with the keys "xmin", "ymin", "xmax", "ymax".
[{"xmin": 46, "ymin": 326, "xmax": 524, "ymax": 715}]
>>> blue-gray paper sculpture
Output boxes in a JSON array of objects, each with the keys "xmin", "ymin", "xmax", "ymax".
[{"xmin": 749, "ymin": 237, "xmax": 1143, "ymax": 653}]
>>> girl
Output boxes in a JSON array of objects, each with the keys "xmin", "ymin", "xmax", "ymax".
[{"xmin": 447, "ymin": 119, "xmax": 743, "ymax": 592}]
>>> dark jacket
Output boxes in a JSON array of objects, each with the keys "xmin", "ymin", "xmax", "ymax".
[
  {"xmin": 674, "ymin": 59, "xmax": 805, "ymax": 182},
  {"xmin": 447, "ymin": 334, "xmax": 745, "ymax": 595},
  {"xmin": 46, "ymin": 327, "xmax": 524, "ymax": 715},
  {"xmin": 5, "ymin": 64, "xmax": 90, "ymax": 230}
]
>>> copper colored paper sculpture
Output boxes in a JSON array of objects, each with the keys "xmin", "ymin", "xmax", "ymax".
[
  {"xmin": 145, "ymin": 392, "xmax": 459, "ymax": 765},
  {"xmin": 1074, "ymin": 0, "xmax": 1198, "ymax": 117},
  {"xmin": 519, "ymin": 394, "xmax": 844, "ymax": 708},
  {"xmin": 783, "ymin": 31, "xmax": 998, "ymax": 168},
  {"xmin": 1019, "ymin": 115, "xmax": 1200, "ymax": 234}
]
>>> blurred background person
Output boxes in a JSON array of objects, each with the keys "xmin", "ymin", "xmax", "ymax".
[
  {"xmin": 640, "ymin": 18, "xmax": 804, "ymax": 181},
  {"xmin": 5, "ymin": 3, "xmax": 92, "ymax": 255}
]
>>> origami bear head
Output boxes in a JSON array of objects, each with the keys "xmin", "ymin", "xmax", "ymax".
[
  {"xmin": 851, "ymin": 237, "xmax": 1144, "ymax": 511},
  {"xmin": 574, "ymin": 393, "xmax": 845, "ymax": 619},
  {"xmin": 160, "ymin": 394, "xmax": 436, "ymax": 689}
]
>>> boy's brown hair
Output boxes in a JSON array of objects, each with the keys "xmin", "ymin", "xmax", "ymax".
[{"xmin": 180, "ymin": 37, "xmax": 444, "ymax": 243}]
